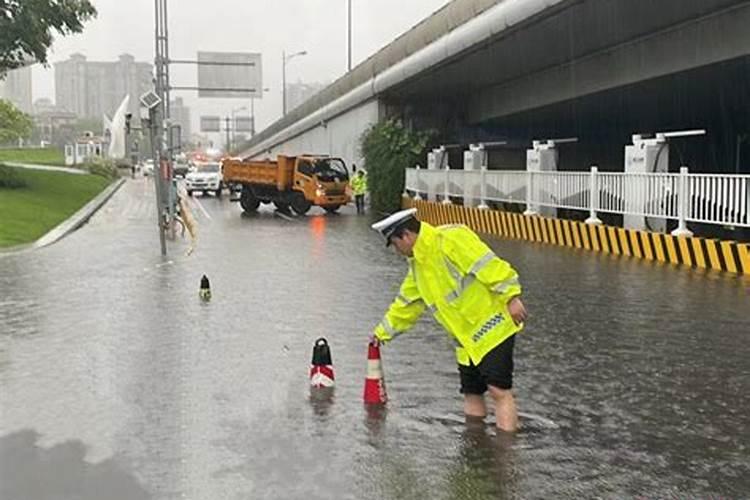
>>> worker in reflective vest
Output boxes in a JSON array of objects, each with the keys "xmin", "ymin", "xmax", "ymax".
[
  {"xmin": 350, "ymin": 169, "xmax": 368, "ymax": 214},
  {"xmin": 371, "ymin": 208, "xmax": 528, "ymax": 432}
]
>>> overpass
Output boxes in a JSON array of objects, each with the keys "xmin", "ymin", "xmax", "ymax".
[{"xmin": 241, "ymin": 0, "xmax": 750, "ymax": 177}]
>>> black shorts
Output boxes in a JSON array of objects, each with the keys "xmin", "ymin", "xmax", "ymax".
[{"xmin": 459, "ymin": 335, "xmax": 515, "ymax": 394}]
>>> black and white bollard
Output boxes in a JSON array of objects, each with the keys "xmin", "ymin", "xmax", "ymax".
[
  {"xmin": 199, "ymin": 274, "xmax": 211, "ymax": 301},
  {"xmin": 310, "ymin": 338, "xmax": 335, "ymax": 388}
]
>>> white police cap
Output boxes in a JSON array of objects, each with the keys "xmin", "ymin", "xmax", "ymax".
[{"xmin": 371, "ymin": 208, "xmax": 418, "ymax": 245}]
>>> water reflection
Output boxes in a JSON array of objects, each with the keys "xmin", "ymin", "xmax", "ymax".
[
  {"xmin": 364, "ymin": 404, "xmax": 388, "ymax": 445},
  {"xmin": 0, "ymin": 430, "xmax": 150, "ymax": 500},
  {"xmin": 442, "ymin": 418, "xmax": 519, "ymax": 500},
  {"xmin": 309, "ymin": 386, "xmax": 335, "ymax": 417}
]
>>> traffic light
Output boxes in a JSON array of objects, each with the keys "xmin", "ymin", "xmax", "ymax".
[{"xmin": 125, "ymin": 113, "xmax": 132, "ymax": 134}]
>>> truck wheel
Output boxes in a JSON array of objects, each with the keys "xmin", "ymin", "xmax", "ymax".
[
  {"xmin": 187, "ymin": 190, "xmax": 193, "ymax": 196},
  {"xmin": 324, "ymin": 205, "xmax": 341, "ymax": 214},
  {"xmin": 273, "ymin": 200, "xmax": 290, "ymax": 213},
  {"xmin": 290, "ymin": 194, "xmax": 311, "ymax": 215},
  {"xmin": 240, "ymin": 187, "xmax": 260, "ymax": 212}
]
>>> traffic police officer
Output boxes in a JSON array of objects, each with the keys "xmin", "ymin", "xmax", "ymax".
[
  {"xmin": 371, "ymin": 208, "xmax": 528, "ymax": 431},
  {"xmin": 350, "ymin": 169, "xmax": 368, "ymax": 214}
]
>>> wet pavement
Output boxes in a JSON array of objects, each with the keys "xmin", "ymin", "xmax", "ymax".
[{"xmin": 1, "ymin": 177, "xmax": 749, "ymax": 499}]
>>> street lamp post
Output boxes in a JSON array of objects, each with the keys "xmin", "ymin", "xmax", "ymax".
[
  {"xmin": 282, "ymin": 50, "xmax": 307, "ymax": 116},
  {"xmin": 347, "ymin": 0, "xmax": 352, "ymax": 72}
]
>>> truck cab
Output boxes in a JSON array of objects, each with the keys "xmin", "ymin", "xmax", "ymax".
[{"xmin": 293, "ymin": 156, "xmax": 350, "ymax": 212}]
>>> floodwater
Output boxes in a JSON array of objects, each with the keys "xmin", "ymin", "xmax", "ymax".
[{"xmin": 1, "ymin": 178, "xmax": 749, "ymax": 499}]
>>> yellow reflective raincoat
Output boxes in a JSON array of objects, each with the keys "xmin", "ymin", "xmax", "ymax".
[
  {"xmin": 350, "ymin": 172, "xmax": 368, "ymax": 196},
  {"xmin": 374, "ymin": 222, "xmax": 522, "ymax": 366}
]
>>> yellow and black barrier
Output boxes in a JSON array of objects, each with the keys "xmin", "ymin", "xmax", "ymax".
[{"xmin": 404, "ymin": 198, "xmax": 750, "ymax": 276}]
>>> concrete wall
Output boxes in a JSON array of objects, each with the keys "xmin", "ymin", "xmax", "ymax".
[{"xmin": 255, "ymin": 99, "xmax": 380, "ymax": 171}]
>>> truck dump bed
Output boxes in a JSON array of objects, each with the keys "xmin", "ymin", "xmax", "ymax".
[{"xmin": 223, "ymin": 156, "xmax": 296, "ymax": 192}]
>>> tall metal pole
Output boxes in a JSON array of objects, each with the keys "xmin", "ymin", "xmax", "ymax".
[
  {"xmin": 347, "ymin": 0, "xmax": 352, "ymax": 72},
  {"xmin": 282, "ymin": 50, "xmax": 286, "ymax": 116},
  {"xmin": 162, "ymin": 0, "xmax": 175, "ymax": 228},
  {"xmin": 153, "ymin": 0, "xmax": 167, "ymax": 255},
  {"xmin": 149, "ymin": 106, "xmax": 166, "ymax": 254}
]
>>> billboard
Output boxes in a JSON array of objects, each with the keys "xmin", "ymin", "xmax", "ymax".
[
  {"xmin": 235, "ymin": 116, "xmax": 252, "ymax": 132},
  {"xmin": 200, "ymin": 116, "xmax": 221, "ymax": 132},
  {"xmin": 197, "ymin": 52, "xmax": 262, "ymax": 98}
]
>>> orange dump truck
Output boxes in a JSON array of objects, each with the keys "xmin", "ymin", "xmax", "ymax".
[{"xmin": 223, "ymin": 155, "xmax": 350, "ymax": 215}]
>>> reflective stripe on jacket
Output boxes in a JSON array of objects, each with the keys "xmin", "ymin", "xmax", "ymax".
[{"xmin": 374, "ymin": 222, "xmax": 522, "ymax": 366}]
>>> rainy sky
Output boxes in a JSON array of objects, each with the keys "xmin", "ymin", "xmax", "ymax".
[{"xmin": 32, "ymin": 0, "xmax": 450, "ymax": 138}]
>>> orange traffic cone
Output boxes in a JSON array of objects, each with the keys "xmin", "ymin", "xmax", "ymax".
[
  {"xmin": 363, "ymin": 340, "xmax": 387, "ymax": 404},
  {"xmin": 310, "ymin": 338, "xmax": 335, "ymax": 388}
]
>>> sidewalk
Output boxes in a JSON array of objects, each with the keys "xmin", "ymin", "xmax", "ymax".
[{"xmin": 2, "ymin": 162, "xmax": 86, "ymax": 175}]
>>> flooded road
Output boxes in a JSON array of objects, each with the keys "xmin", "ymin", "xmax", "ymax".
[{"xmin": 1, "ymin": 178, "xmax": 749, "ymax": 499}]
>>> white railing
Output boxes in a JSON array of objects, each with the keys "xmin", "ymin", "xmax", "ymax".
[{"xmin": 405, "ymin": 166, "xmax": 750, "ymax": 231}]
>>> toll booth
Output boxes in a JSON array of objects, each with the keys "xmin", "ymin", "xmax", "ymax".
[{"xmin": 64, "ymin": 133, "xmax": 107, "ymax": 166}]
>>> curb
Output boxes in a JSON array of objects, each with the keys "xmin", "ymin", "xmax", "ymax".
[
  {"xmin": 0, "ymin": 178, "xmax": 126, "ymax": 256},
  {"xmin": 405, "ymin": 198, "xmax": 750, "ymax": 276}
]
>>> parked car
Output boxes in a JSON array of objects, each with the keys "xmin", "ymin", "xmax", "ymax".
[
  {"xmin": 185, "ymin": 162, "xmax": 223, "ymax": 196},
  {"xmin": 173, "ymin": 160, "xmax": 189, "ymax": 178}
]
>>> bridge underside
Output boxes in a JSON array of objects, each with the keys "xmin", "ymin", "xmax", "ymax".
[
  {"xmin": 392, "ymin": 56, "xmax": 750, "ymax": 174},
  {"xmin": 246, "ymin": 0, "xmax": 750, "ymax": 179},
  {"xmin": 382, "ymin": 0, "xmax": 750, "ymax": 174}
]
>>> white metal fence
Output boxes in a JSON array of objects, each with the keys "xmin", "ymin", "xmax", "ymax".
[{"xmin": 404, "ymin": 166, "xmax": 750, "ymax": 232}]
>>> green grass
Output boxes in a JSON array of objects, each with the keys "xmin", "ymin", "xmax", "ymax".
[
  {"xmin": 0, "ymin": 165, "xmax": 110, "ymax": 247},
  {"xmin": 0, "ymin": 148, "xmax": 66, "ymax": 166}
]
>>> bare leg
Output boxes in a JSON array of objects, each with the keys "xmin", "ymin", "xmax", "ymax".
[
  {"xmin": 488, "ymin": 386, "xmax": 518, "ymax": 432},
  {"xmin": 464, "ymin": 394, "xmax": 487, "ymax": 418}
]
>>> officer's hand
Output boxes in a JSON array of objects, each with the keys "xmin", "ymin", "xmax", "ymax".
[
  {"xmin": 508, "ymin": 297, "xmax": 528, "ymax": 325},
  {"xmin": 368, "ymin": 334, "xmax": 382, "ymax": 346}
]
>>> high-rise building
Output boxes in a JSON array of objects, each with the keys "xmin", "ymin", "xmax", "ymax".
[
  {"xmin": 0, "ymin": 66, "xmax": 33, "ymax": 114},
  {"xmin": 54, "ymin": 53, "xmax": 152, "ymax": 119},
  {"xmin": 286, "ymin": 81, "xmax": 328, "ymax": 113},
  {"xmin": 169, "ymin": 97, "xmax": 191, "ymax": 146}
]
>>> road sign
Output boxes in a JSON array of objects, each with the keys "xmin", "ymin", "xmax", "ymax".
[
  {"xmin": 197, "ymin": 52, "xmax": 262, "ymax": 98},
  {"xmin": 140, "ymin": 90, "xmax": 161, "ymax": 110},
  {"xmin": 235, "ymin": 116, "xmax": 252, "ymax": 132},
  {"xmin": 200, "ymin": 116, "xmax": 221, "ymax": 132}
]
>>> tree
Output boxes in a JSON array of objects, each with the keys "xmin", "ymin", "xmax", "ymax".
[
  {"xmin": 360, "ymin": 118, "xmax": 434, "ymax": 211},
  {"xmin": 0, "ymin": 0, "xmax": 97, "ymax": 73},
  {"xmin": 0, "ymin": 99, "xmax": 33, "ymax": 144}
]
